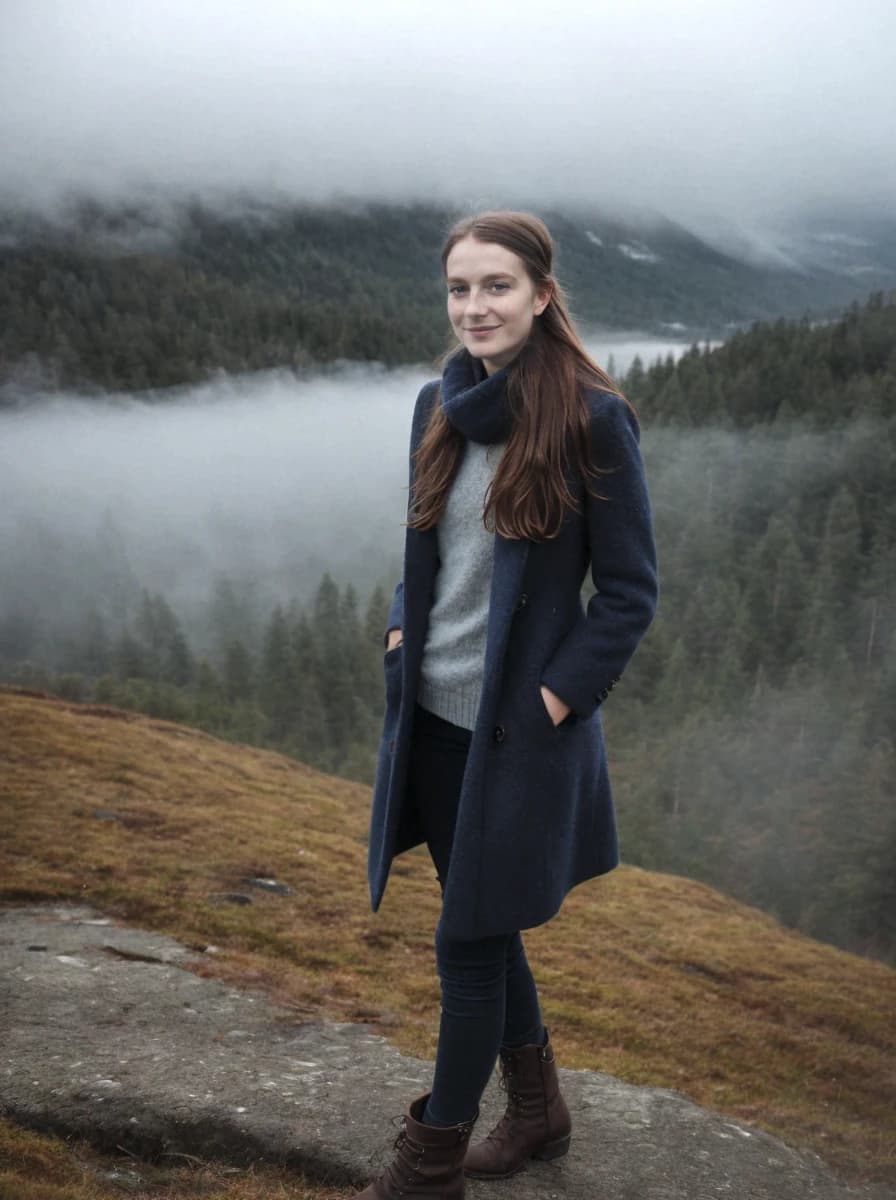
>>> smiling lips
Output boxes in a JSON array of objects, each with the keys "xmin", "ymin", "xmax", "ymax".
[{"xmin": 466, "ymin": 326, "xmax": 499, "ymax": 334}]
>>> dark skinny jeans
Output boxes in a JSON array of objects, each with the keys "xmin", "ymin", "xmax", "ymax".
[{"xmin": 405, "ymin": 703, "xmax": 544, "ymax": 1127}]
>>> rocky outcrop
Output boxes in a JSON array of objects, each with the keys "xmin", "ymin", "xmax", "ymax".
[{"xmin": 1, "ymin": 904, "xmax": 891, "ymax": 1199}]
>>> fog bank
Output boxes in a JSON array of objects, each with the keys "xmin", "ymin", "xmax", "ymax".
[
  {"xmin": 0, "ymin": 345, "xmax": 882, "ymax": 663},
  {"xmin": 2, "ymin": 1, "xmax": 894, "ymax": 230}
]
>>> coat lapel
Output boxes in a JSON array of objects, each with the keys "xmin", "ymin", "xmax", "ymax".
[
  {"xmin": 480, "ymin": 533, "xmax": 530, "ymax": 714},
  {"xmin": 401, "ymin": 524, "xmax": 438, "ymax": 660}
]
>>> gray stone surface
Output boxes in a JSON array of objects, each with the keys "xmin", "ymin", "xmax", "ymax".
[{"xmin": 0, "ymin": 903, "xmax": 891, "ymax": 1199}]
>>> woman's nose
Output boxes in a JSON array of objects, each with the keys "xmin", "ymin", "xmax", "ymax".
[{"xmin": 465, "ymin": 287, "xmax": 489, "ymax": 315}]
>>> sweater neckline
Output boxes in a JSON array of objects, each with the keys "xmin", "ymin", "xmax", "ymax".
[{"xmin": 440, "ymin": 351, "xmax": 512, "ymax": 445}]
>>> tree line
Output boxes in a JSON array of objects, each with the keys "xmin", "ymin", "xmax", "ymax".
[
  {"xmin": 627, "ymin": 290, "xmax": 896, "ymax": 427},
  {"xmin": 8, "ymin": 575, "xmax": 392, "ymax": 786},
  {"xmin": 2, "ymin": 198, "xmax": 886, "ymax": 399}
]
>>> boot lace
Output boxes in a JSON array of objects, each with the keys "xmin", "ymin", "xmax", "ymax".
[{"xmin": 484, "ymin": 1055, "xmax": 522, "ymax": 1145}]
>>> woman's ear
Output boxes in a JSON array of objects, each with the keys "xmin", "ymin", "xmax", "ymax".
[{"xmin": 534, "ymin": 283, "xmax": 553, "ymax": 316}]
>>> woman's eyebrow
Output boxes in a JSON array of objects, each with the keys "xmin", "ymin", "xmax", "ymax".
[{"xmin": 446, "ymin": 272, "xmax": 515, "ymax": 285}]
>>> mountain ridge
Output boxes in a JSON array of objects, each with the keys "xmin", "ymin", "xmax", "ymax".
[{"xmin": 3, "ymin": 196, "xmax": 896, "ymax": 395}]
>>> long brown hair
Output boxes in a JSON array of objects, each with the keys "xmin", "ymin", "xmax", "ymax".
[{"xmin": 410, "ymin": 210, "xmax": 627, "ymax": 541}]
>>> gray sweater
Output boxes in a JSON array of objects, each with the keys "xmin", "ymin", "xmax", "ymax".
[{"xmin": 417, "ymin": 439, "xmax": 505, "ymax": 729}]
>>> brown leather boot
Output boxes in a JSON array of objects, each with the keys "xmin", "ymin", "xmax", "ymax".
[
  {"xmin": 351, "ymin": 1093, "xmax": 475, "ymax": 1198},
  {"xmin": 463, "ymin": 1030, "xmax": 571, "ymax": 1179}
]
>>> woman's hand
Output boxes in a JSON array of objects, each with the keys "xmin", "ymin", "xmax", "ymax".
[
  {"xmin": 386, "ymin": 629, "xmax": 403, "ymax": 651},
  {"xmin": 540, "ymin": 684, "xmax": 571, "ymax": 726}
]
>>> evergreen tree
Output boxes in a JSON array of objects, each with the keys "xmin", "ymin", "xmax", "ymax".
[
  {"xmin": 208, "ymin": 574, "xmax": 258, "ymax": 662},
  {"xmin": 259, "ymin": 605, "xmax": 299, "ymax": 745},
  {"xmin": 364, "ymin": 583, "xmax": 389, "ymax": 645},
  {"xmin": 114, "ymin": 630, "xmax": 148, "ymax": 680},
  {"xmin": 809, "ymin": 486, "xmax": 864, "ymax": 659},
  {"xmin": 223, "ymin": 638, "xmax": 254, "ymax": 704},
  {"xmin": 309, "ymin": 573, "xmax": 355, "ymax": 768},
  {"xmin": 193, "ymin": 659, "xmax": 228, "ymax": 732},
  {"xmin": 291, "ymin": 612, "xmax": 328, "ymax": 762},
  {"xmin": 82, "ymin": 609, "xmax": 111, "ymax": 677}
]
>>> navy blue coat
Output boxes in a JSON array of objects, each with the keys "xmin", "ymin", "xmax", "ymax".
[{"xmin": 368, "ymin": 354, "xmax": 658, "ymax": 940}]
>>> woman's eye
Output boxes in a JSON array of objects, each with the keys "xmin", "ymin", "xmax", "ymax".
[{"xmin": 447, "ymin": 281, "xmax": 511, "ymax": 297}]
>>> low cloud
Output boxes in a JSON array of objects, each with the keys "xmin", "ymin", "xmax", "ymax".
[
  {"xmin": 0, "ymin": 351, "xmax": 883, "ymax": 661},
  {"xmin": 1, "ymin": 0, "xmax": 894, "ymax": 230}
]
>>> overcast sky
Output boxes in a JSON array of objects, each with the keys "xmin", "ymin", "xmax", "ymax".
[{"xmin": 1, "ymin": 0, "xmax": 894, "ymax": 230}]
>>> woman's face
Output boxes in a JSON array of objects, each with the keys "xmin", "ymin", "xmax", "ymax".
[{"xmin": 445, "ymin": 236, "xmax": 550, "ymax": 375}]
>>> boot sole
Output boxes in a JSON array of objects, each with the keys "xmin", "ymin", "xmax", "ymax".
[
  {"xmin": 465, "ymin": 1165, "xmax": 528, "ymax": 1180},
  {"xmin": 465, "ymin": 1134, "xmax": 571, "ymax": 1179},
  {"xmin": 534, "ymin": 1133, "xmax": 571, "ymax": 1161}
]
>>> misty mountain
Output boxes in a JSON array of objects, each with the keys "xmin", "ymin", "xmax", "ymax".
[
  {"xmin": 699, "ymin": 209, "xmax": 896, "ymax": 279},
  {"xmin": 3, "ymin": 197, "xmax": 896, "ymax": 399}
]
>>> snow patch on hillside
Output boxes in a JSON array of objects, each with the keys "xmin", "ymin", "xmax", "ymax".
[{"xmin": 618, "ymin": 241, "xmax": 660, "ymax": 263}]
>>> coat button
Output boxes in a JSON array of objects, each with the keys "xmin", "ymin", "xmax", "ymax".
[
  {"xmin": 493, "ymin": 724, "xmax": 506, "ymax": 743},
  {"xmin": 514, "ymin": 592, "xmax": 528, "ymax": 612}
]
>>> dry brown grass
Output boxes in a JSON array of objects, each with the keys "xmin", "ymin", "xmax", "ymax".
[
  {"xmin": 0, "ymin": 1113, "xmax": 347, "ymax": 1200},
  {"xmin": 2, "ymin": 685, "xmax": 895, "ymax": 1192}
]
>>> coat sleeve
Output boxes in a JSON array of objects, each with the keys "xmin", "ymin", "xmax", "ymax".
[
  {"xmin": 383, "ymin": 581, "xmax": 404, "ymax": 646},
  {"xmin": 382, "ymin": 380, "xmax": 440, "ymax": 647},
  {"xmin": 540, "ymin": 391, "xmax": 659, "ymax": 718}
]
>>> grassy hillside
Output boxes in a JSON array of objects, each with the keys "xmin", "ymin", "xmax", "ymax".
[{"xmin": 1, "ymin": 686, "xmax": 894, "ymax": 1190}]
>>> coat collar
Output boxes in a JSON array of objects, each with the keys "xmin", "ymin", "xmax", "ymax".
[{"xmin": 440, "ymin": 350, "xmax": 512, "ymax": 445}]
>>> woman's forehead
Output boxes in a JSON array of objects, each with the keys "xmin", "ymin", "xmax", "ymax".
[{"xmin": 445, "ymin": 237, "xmax": 526, "ymax": 281}]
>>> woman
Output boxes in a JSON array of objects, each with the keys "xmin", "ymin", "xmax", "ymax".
[{"xmin": 353, "ymin": 211, "xmax": 658, "ymax": 1199}]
